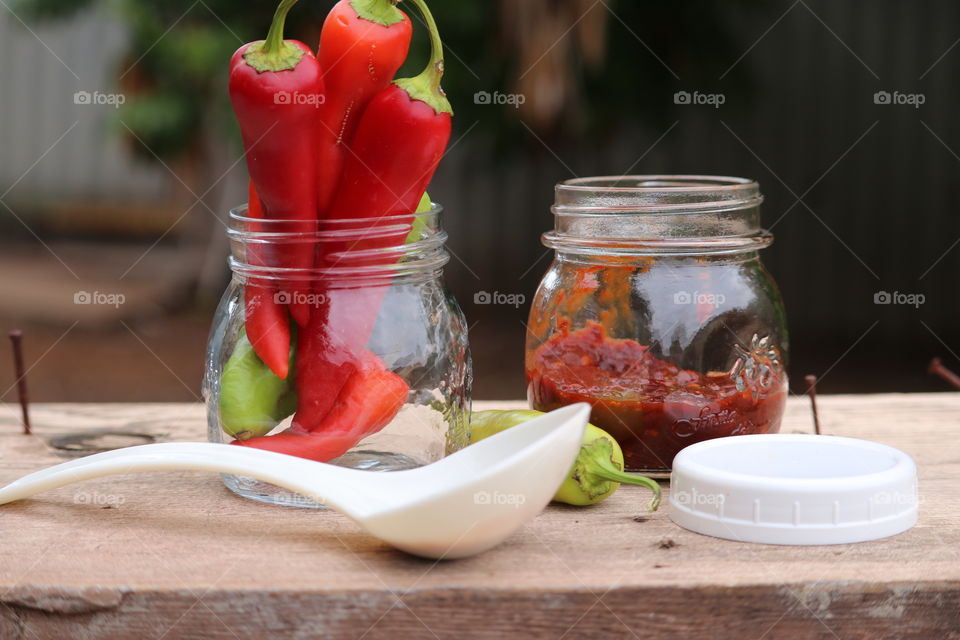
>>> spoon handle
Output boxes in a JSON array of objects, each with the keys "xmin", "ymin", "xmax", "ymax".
[{"xmin": 0, "ymin": 442, "xmax": 381, "ymax": 512}]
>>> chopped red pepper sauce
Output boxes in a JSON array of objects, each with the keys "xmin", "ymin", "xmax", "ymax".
[{"xmin": 526, "ymin": 322, "xmax": 786, "ymax": 471}]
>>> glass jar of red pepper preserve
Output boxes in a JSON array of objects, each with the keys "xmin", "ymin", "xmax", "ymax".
[
  {"xmin": 203, "ymin": 203, "xmax": 471, "ymax": 507},
  {"xmin": 526, "ymin": 176, "xmax": 788, "ymax": 474}
]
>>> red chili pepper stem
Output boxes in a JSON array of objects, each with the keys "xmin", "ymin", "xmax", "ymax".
[
  {"xmin": 243, "ymin": 0, "xmax": 305, "ymax": 73},
  {"xmin": 395, "ymin": 0, "xmax": 453, "ymax": 116},
  {"xmin": 350, "ymin": 0, "xmax": 406, "ymax": 26}
]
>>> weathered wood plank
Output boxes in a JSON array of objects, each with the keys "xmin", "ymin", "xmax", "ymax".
[{"xmin": 0, "ymin": 395, "xmax": 958, "ymax": 638}]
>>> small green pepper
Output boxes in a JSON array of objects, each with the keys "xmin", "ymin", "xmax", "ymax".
[
  {"xmin": 219, "ymin": 329, "xmax": 296, "ymax": 440},
  {"xmin": 403, "ymin": 191, "xmax": 433, "ymax": 244},
  {"xmin": 470, "ymin": 410, "xmax": 661, "ymax": 509}
]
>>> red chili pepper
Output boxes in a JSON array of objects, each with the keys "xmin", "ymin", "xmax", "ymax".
[
  {"xmin": 229, "ymin": 0, "xmax": 323, "ymax": 332},
  {"xmin": 316, "ymin": 0, "xmax": 412, "ymax": 215},
  {"xmin": 243, "ymin": 181, "xmax": 291, "ymax": 379},
  {"xmin": 232, "ymin": 350, "xmax": 408, "ymax": 462},
  {"xmin": 291, "ymin": 0, "xmax": 453, "ymax": 435},
  {"xmin": 325, "ymin": 1, "xmax": 451, "ymax": 223}
]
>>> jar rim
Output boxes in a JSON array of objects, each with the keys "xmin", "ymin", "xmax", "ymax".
[
  {"xmin": 225, "ymin": 201, "xmax": 450, "ymax": 283},
  {"xmin": 228, "ymin": 202, "xmax": 442, "ymax": 234},
  {"xmin": 555, "ymin": 175, "xmax": 762, "ymax": 214},
  {"xmin": 549, "ymin": 175, "xmax": 770, "ymax": 256},
  {"xmin": 559, "ymin": 174, "xmax": 757, "ymax": 191}
]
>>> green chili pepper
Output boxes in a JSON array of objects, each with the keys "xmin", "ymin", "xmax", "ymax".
[
  {"xmin": 219, "ymin": 329, "xmax": 297, "ymax": 440},
  {"xmin": 470, "ymin": 410, "xmax": 661, "ymax": 509},
  {"xmin": 403, "ymin": 191, "xmax": 433, "ymax": 244}
]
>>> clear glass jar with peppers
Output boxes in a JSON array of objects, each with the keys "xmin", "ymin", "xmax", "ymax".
[
  {"xmin": 526, "ymin": 176, "xmax": 789, "ymax": 474},
  {"xmin": 204, "ymin": 205, "xmax": 470, "ymax": 505},
  {"xmin": 205, "ymin": 0, "xmax": 468, "ymax": 505}
]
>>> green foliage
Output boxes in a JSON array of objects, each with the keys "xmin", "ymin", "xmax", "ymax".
[{"xmin": 113, "ymin": 90, "xmax": 194, "ymax": 159}]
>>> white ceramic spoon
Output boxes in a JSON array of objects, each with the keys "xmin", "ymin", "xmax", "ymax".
[{"xmin": 0, "ymin": 404, "xmax": 590, "ymax": 559}]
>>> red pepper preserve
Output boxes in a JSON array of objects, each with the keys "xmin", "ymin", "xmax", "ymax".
[{"xmin": 526, "ymin": 176, "xmax": 788, "ymax": 473}]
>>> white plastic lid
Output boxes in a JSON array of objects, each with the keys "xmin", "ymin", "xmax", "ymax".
[{"xmin": 668, "ymin": 434, "xmax": 918, "ymax": 545}]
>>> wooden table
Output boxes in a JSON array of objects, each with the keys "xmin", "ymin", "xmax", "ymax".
[{"xmin": 0, "ymin": 395, "xmax": 958, "ymax": 639}]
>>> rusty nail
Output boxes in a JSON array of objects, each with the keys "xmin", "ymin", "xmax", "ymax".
[
  {"xmin": 8, "ymin": 330, "xmax": 30, "ymax": 435},
  {"xmin": 804, "ymin": 374, "xmax": 821, "ymax": 435},
  {"xmin": 928, "ymin": 357, "xmax": 960, "ymax": 391}
]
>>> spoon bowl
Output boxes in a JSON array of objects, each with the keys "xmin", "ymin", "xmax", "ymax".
[{"xmin": 0, "ymin": 404, "xmax": 590, "ymax": 559}]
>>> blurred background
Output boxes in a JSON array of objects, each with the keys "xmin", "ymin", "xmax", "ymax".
[{"xmin": 0, "ymin": 0, "xmax": 957, "ymax": 402}]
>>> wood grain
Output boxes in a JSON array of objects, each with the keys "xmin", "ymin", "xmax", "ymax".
[{"xmin": 0, "ymin": 395, "xmax": 958, "ymax": 639}]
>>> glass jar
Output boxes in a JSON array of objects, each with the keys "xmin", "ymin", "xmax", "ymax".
[
  {"xmin": 203, "ymin": 203, "xmax": 471, "ymax": 507},
  {"xmin": 526, "ymin": 176, "xmax": 788, "ymax": 473}
]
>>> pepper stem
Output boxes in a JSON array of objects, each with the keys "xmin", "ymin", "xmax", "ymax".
[
  {"xmin": 393, "ymin": 0, "xmax": 453, "ymax": 115},
  {"xmin": 581, "ymin": 440, "xmax": 662, "ymax": 511},
  {"xmin": 350, "ymin": 0, "xmax": 406, "ymax": 26},
  {"xmin": 263, "ymin": 0, "xmax": 297, "ymax": 52},
  {"xmin": 243, "ymin": 0, "xmax": 305, "ymax": 73}
]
